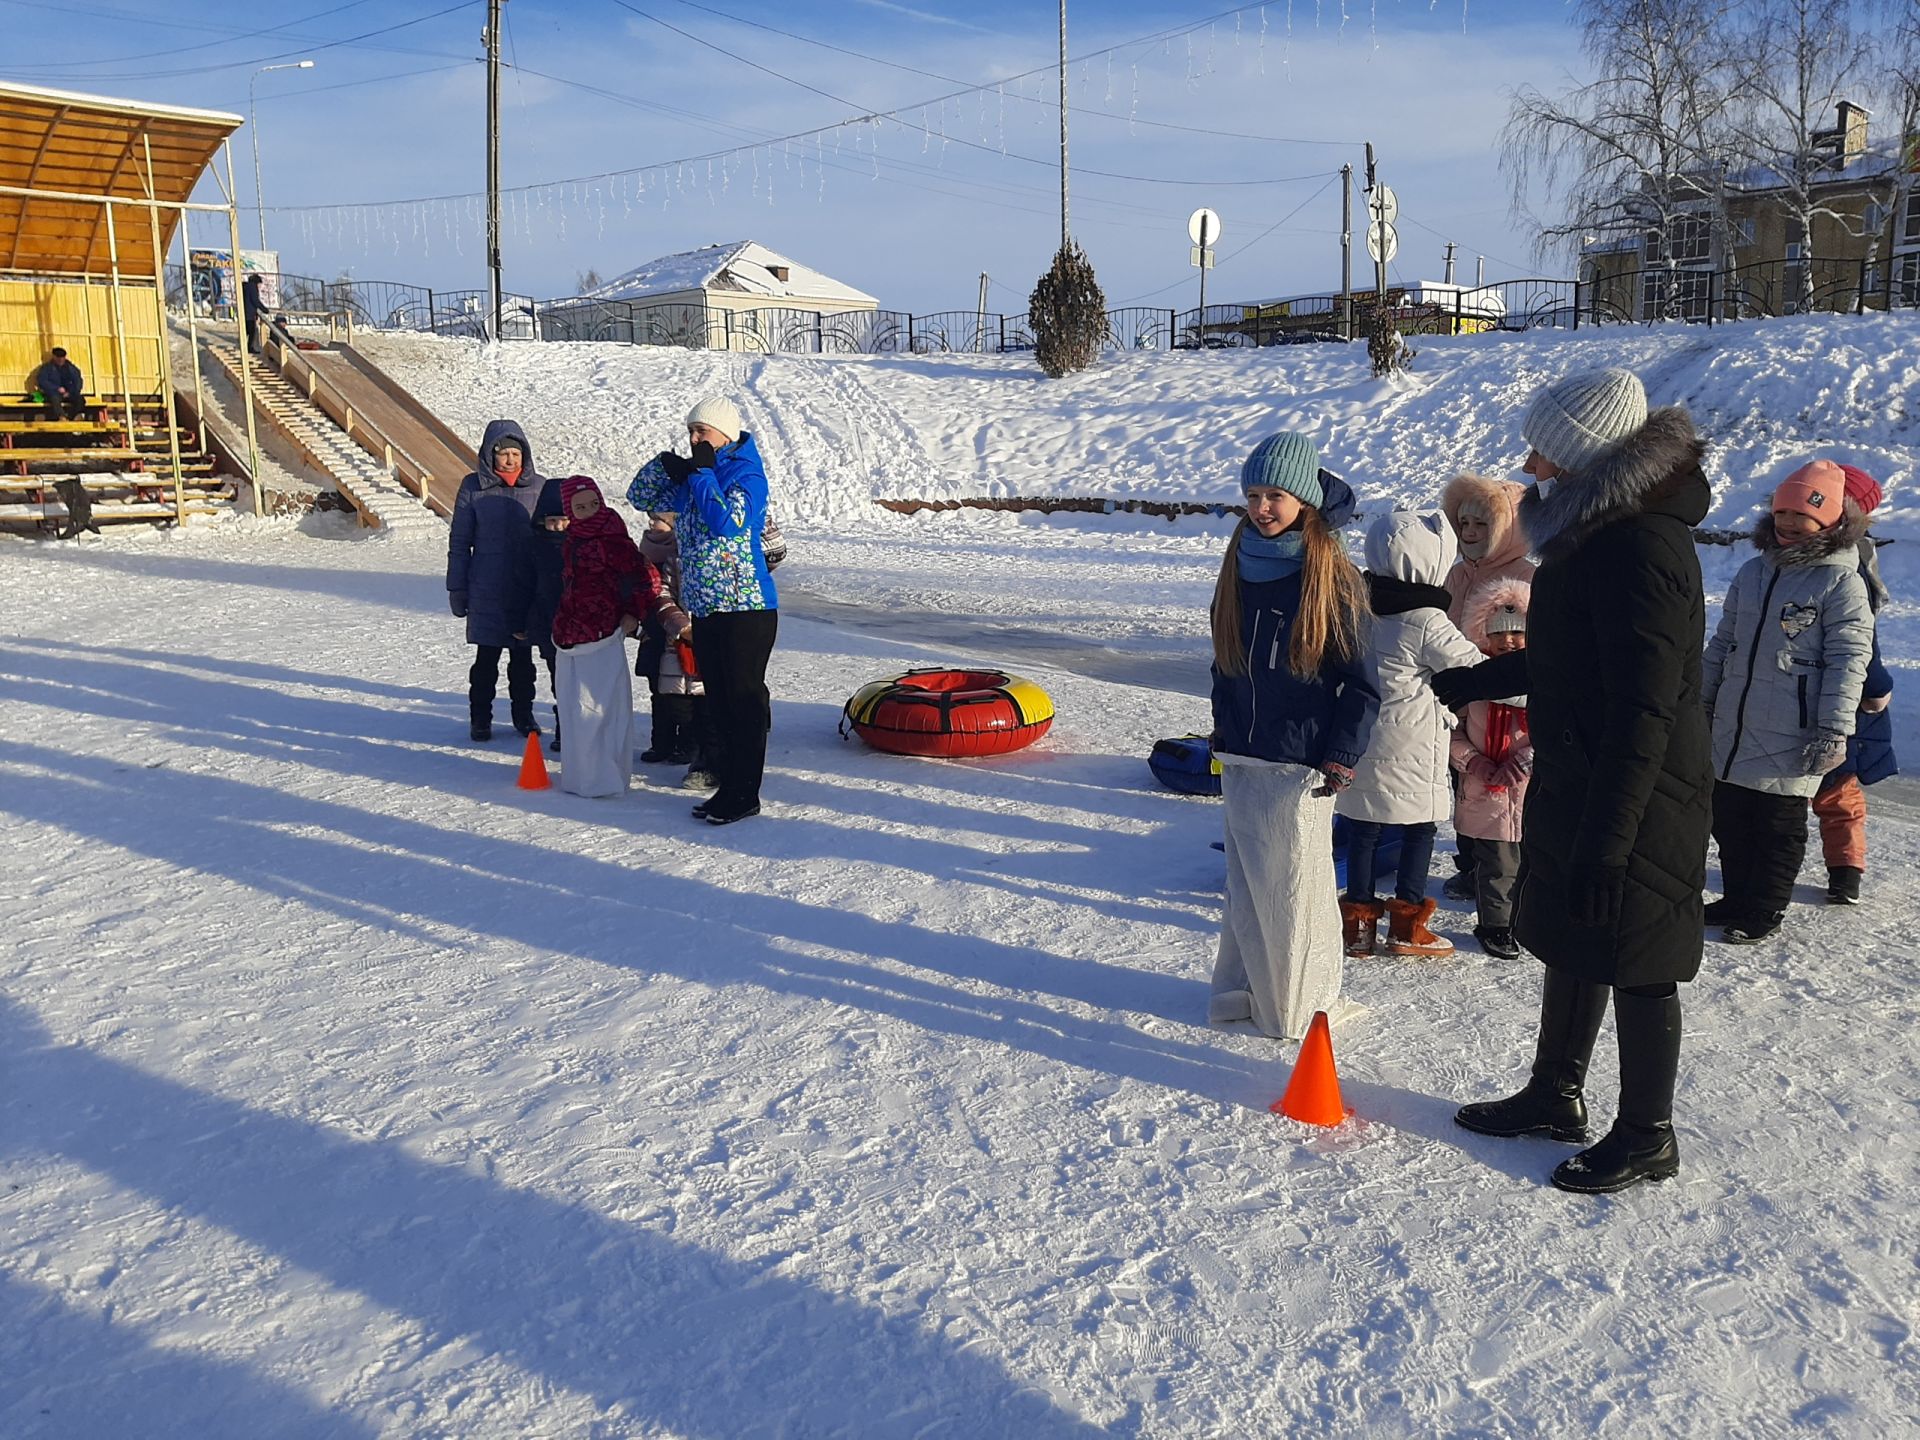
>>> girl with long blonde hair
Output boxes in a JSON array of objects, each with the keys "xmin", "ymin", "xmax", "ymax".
[{"xmin": 1208, "ymin": 431, "xmax": 1378, "ymax": 1040}]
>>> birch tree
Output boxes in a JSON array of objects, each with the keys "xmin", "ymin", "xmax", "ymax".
[
  {"xmin": 1504, "ymin": 0, "xmax": 1742, "ymax": 265},
  {"xmin": 1729, "ymin": 0, "xmax": 1877, "ymax": 278}
]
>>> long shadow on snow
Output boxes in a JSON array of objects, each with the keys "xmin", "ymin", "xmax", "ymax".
[
  {"xmin": 0, "ymin": 744, "xmax": 1269, "ymax": 1109},
  {"xmin": 0, "ymin": 998, "xmax": 1106, "ymax": 1439},
  {"xmin": 30, "ymin": 545, "xmax": 440, "ymax": 618},
  {"xmin": 2, "ymin": 646, "xmax": 1217, "ymax": 938},
  {"xmin": 0, "ymin": 1269, "xmax": 373, "ymax": 1440},
  {"xmin": 6, "ymin": 633, "xmax": 450, "ymax": 706}
]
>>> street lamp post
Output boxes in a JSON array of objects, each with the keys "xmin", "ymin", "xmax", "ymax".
[{"xmin": 249, "ymin": 60, "xmax": 315, "ymax": 252}]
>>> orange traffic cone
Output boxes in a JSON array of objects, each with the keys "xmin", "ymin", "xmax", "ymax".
[
  {"xmin": 1271, "ymin": 1010, "xmax": 1349, "ymax": 1126},
  {"xmin": 517, "ymin": 731, "xmax": 552, "ymax": 791}
]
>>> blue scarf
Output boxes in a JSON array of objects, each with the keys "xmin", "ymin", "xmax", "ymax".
[{"xmin": 1238, "ymin": 527, "xmax": 1305, "ymax": 583}]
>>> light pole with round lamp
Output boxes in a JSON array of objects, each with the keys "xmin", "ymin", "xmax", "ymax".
[{"xmin": 249, "ymin": 60, "xmax": 315, "ymax": 253}]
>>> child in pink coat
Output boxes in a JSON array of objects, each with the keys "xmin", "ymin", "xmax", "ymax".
[{"xmin": 1450, "ymin": 575, "xmax": 1532, "ymax": 959}]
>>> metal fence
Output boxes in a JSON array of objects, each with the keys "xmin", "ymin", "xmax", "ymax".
[
  {"xmin": 164, "ymin": 257, "xmax": 1916, "ymax": 352},
  {"xmin": 1583, "ymin": 256, "xmax": 1916, "ymax": 326}
]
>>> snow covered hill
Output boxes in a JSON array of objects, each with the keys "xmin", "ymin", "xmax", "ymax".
[{"xmin": 361, "ymin": 313, "xmax": 1920, "ymax": 536}]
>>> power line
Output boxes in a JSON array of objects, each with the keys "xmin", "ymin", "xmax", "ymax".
[
  {"xmin": 611, "ymin": 1, "xmax": 1338, "ymax": 186},
  {"xmin": 0, "ymin": 0, "xmax": 382, "ymax": 71},
  {"xmin": 659, "ymin": 0, "xmax": 1357, "ymax": 149},
  {"xmin": 252, "ymin": 61, "xmax": 472, "ymax": 104},
  {"xmin": 1118, "ymin": 173, "xmax": 1340, "ymax": 302},
  {"xmin": 2, "ymin": 0, "xmax": 477, "ymax": 82},
  {"xmin": 494, "ymin": 62, "xmax": 1182, "ymax": 225},
  {"xmin": 1396, "ymin": 215, "xmax": 1533, "ymax": 278},
  {"xmin": 257, "ymin": 0, "xmax": 1352, "ymax": 214}
]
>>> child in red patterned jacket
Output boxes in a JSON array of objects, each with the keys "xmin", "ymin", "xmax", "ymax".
[{"xmin": 551, "ymin": 476, "xmax": 661, "ymax": 797}]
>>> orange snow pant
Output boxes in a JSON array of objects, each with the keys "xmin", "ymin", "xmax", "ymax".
[{"xmin": 1812, "ymin": 775, "xmax": 1867, "ymax": 870}]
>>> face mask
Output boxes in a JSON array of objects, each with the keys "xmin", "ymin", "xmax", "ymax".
[{"xmin": 1533, "ymin": 476, "xmax": 1557, "ymax": 500}]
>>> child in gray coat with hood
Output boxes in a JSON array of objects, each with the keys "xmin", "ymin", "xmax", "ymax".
[{"xmin": 1702, "ymin": 460, "xmax": 1874, "ymax": 943}]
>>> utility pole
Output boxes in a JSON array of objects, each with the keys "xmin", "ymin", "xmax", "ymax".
[
  {"xmin": 1197, "ymin": 212, "xmax": 1211, "ymax": 316},
  {"xmin": 1340, "ymin": 163, "xmax": 1352, "ymax": 339},
  {"xmin": 1366, "ymin": 142, "xmax": 1388, "ymax": 315},
  {"xmin": 1058, "ymin": 0, "xmax": 1069, "ymax": 252},
  {"xmin": 976, "ymin": 272, "xmax": 989, "ymax": 353},
  {"xmin": 1444, "ymin": 241, "xmax": 1457, "ymax": 284},
  {"xmin": 486, "ymin": 0, "xmax": 504, "ymax": 339}
]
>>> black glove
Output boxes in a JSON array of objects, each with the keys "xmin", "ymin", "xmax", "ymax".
[
  {"xmin": 1431, "ymin": 649, "xmax": 1529, "ymax": 710},
  {"xmin": 1567, "ymin": 862, "xmax": 1626, "ymax": 929},
  {"xmin": 449, "ymin": 591, "xmax": 468, "ymax": 618},
  {"xmin": 657, "ymin": 450, "xmax": 692, "ymax": 484},
  {"xmin": 689, "ymin": 440, "xmax": 718, "ymax": 472}
]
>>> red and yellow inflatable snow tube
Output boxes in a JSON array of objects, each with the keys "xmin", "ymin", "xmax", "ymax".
[{"xmin": 842, "ymin": 666, "xmax": 1055, "ymax": 758}]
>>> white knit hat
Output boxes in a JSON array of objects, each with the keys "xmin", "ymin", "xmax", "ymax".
[
  {"xmin": 1521, "ymin": 368, "xmax": 1647, "ymax": 473},
  {"xmin": 686, "ymin": 397, "xmax": 743, "ymax": 442}
]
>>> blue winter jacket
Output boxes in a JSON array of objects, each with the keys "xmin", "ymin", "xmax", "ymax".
[
  {"xmin": 1209, "ymin": 473, "xmax": 1380, "ymax": 769},
  {"xmin": 1825, "ymin": 540, "xmax": 1897, "ymax": 789},
  {"xmin": 35, "ymin": 358, "xmax": 84, "ymax": 401},
  {"xmin": 446, "ymin": 418, "xmax": 542, "ymax": 647},
  {"xmin": 626, "ymin": 432, "xmax": 777, "ymax": 618}
]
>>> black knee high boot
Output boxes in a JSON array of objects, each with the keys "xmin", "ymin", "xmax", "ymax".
[
  {"xmin": 1552, "ymin": 986, "xmax": 1682, "ymax": 1193},
  {"xmin": 1455, "ymin": 968, "xmax": 1610, "ymax": 1142}
]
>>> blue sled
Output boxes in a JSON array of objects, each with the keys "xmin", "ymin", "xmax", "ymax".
[{"xmin": 1210, "ymin": 816, "xmax": 1404, "ymax": 889}]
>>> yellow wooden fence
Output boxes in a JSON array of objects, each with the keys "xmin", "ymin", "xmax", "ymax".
[{"xmin": 0, "ymin": 274, "xmax": 165, "ymax": 400}]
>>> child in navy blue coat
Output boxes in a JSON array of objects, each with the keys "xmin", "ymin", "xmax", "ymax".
[{"xmin": 1208, "ymin": 431, "xmax": 1379, "ymax": 1040}]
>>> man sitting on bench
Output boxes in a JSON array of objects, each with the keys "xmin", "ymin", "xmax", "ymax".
[{"xmin": 35, "ymin": 347, "xmax": 86, "ymax": 421}]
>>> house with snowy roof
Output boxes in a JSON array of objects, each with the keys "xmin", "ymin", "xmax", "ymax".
[
  {"xmin": 1580, "ymin": 102, "xmax": 1919, "ymax": 322},
  {"xmin": 540, "ymin": 240, "xmax": 880, "ymax": 350}
]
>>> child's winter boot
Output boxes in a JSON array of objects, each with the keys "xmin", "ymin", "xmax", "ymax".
[
  {"xmin": 1385, "ymin": 897, "xmax": 1454, "ymax": 957},
  {"xmin": 1826, "ymin": 867, "xmax": 1861, "ymax": 905},
  {"xmin": 1340, "ymin": 899, "xmax": 1385, "ymax": 957}
]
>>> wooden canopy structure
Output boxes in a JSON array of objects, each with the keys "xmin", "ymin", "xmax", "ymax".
[
  {"xmin": 0, "ymin": 80, "xmax": 260, "ymax": 517},
  {"xmin": 0, "ymin": 81, "xmax": 240, "ymax": 279}
]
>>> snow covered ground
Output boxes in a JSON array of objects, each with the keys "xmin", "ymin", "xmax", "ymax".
[{"xmin": 3, "ymin": 317, "xmax": 1918, "ymax": 1436}]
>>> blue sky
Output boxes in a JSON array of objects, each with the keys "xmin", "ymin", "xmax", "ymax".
[{"xmin": 4, "ymin": 1, "xmax": 1592, "ymax": 309}]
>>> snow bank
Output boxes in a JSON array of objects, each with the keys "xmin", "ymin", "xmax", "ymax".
[{"xmin": 361, "ymin": 313, "xmax": 1919, "ymax": 535}]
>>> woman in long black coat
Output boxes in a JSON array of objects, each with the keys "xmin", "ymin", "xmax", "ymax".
[{"xmin": 1436, "ymin": 368, "xmax": 1713, "ymax": 1195}]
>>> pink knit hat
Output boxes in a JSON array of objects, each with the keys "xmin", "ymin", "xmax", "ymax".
[
  {"xmin": 1772, "ymin": 460, "xmax": 1846, "ymax": 528},
  {"xmin": 1836, "ymin": 463, "xmax": 1882, "ymax": 515}
]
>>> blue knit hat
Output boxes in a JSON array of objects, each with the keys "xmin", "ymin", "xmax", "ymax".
[{"xmin": 1241, "ymin": 431, "xmax": 1324, "ymax": 509}]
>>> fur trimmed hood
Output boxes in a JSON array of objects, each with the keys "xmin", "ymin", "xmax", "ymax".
[
  {"xmin": 1461, "ymin": 574, "xmax": 1532, "ymax": 651},
  {"xmin": 1441, "ymin": 473, "xmax": 1530, "ymax": 569},
  {"xmin": 1517, "ymin": 406, "xmax": 1709, "ymax": 560},
  {"xmin": 1753, "ymin": 501, "xmax": 1871, "ymax": 568}
]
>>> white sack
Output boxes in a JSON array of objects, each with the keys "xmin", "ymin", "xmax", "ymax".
[
  {"xmin": 556, "ymin": 629, "xmax": 634, "ymax": 798},
  {"xmin": 1209, "ymin": 755, "xmax": 1343, "ymax": 1040}
]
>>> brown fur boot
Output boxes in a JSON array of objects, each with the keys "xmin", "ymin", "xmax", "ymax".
[
  {"xmin": 1385, "ymin": 896, "xmax": 1454, "ymax": 957},
  {"xmin": 1340, "ymin": 899, "xmax": 1385, "ymax": 957}
]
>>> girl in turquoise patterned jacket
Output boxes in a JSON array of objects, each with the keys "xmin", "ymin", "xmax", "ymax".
[{"xmin": 628, "ymin": 397, "xmax": 779, "ymax": 825}]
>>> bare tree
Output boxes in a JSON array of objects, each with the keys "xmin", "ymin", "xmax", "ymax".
[
  {"xmin": 1504, "ymin": 0, "xmax": 1742, "ymax": 267},
  {"xmin": 1890, "ymin": 1, "xmax": 1920, "ymax": 302},
  {"xmin": 1728, "ymin": 0, "xmax": 1877, "ymax": 279},
  {"xmin": 576, "ymin": 268, "xmax": 605, "ymax": 295}
]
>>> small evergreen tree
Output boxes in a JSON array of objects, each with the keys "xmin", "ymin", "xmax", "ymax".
[
  {"xmin": 1028, "ymin": 240, "xmax": 1107, "ymax": 378},
  {"xmin": 1368, "ymin": 308, "xmax": 1415, "ymax": 378}
]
